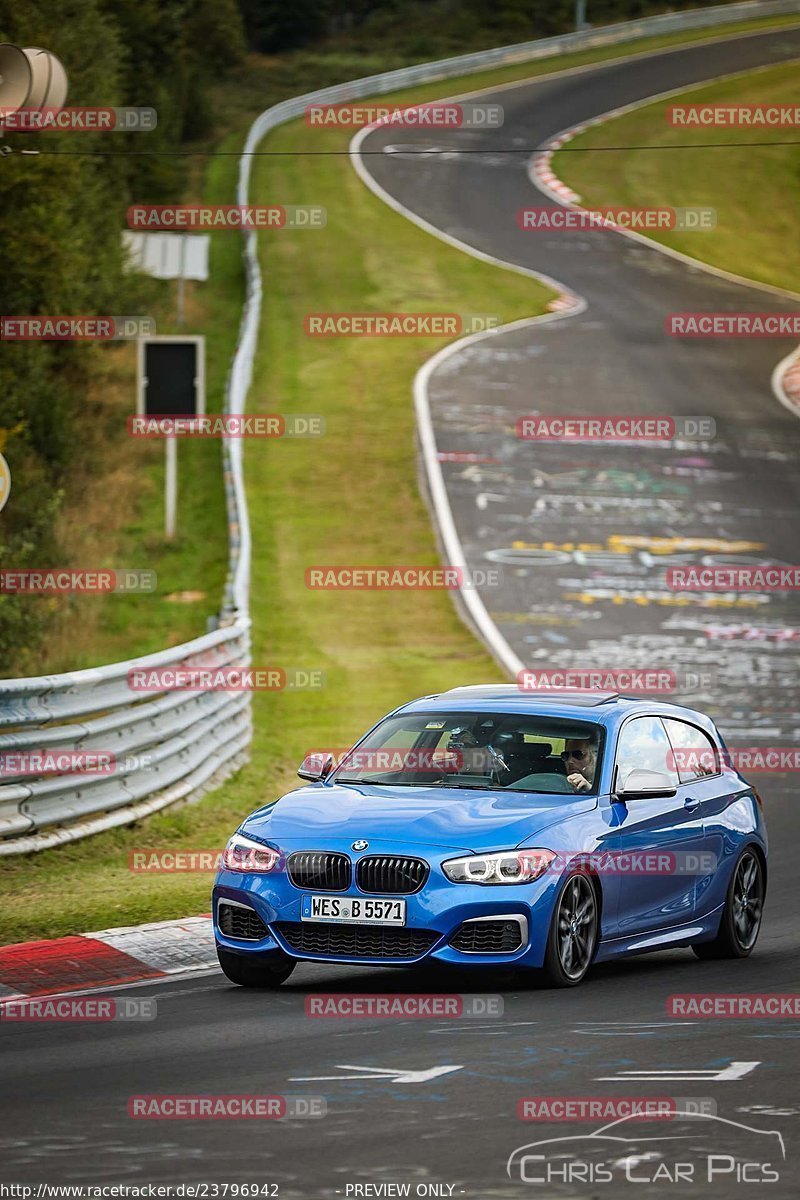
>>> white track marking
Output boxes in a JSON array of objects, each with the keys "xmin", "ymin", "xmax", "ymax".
[
  {"xmin": 290, "ymin": 1064, "xmax": 463, "ymax": 1084},
  {"xmin": 596, "ymin": 1060, "xmax": 760, "ymax": 1081}
]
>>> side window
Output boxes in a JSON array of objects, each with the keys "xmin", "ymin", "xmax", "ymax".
[
  {"xmin": 663, "ymin": 719, "xmax": 719, "ymax": 782},
  {"xmin": 614, "ymin": 716, "xmax": 679, "ymax": 790}
]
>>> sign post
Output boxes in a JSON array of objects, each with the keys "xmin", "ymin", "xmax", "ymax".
[
  {"xmin": 176, "ymin": 236, "xmax": 188, "ymax": 328},
  {"xmin": 136, "ymin": 336, "xmax": 205, "ymax": 540},
  {"xmin": 164, "ymin": 436, "xmax": 178, "ymax": 538}
]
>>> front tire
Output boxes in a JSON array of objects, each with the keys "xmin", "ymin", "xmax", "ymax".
[
  {"xmin": 692, "ymin": 847, "xmax": 765, "ymax": 960},
  {"xmin": 540, "ymin": 872, "xmax": 599, "ymax": 988},
  {"xmin": 217, "ymin": 947, "xmax": 295, "ymax": 987}
]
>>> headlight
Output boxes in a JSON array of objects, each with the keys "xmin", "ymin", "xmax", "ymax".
[
  {"xmin": 220, "ymin": 833, "xmax": 280, "ymax": 873},
  {"xmin": 442, "ymin": 848, "xmax": 556, "ymax": 885}
]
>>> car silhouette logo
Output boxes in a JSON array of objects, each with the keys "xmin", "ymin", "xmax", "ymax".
[
  {"xmin": 352, "ymin": 839, "xmax": 369, "ymax": 851},
  {"xmin": 506, "ymin": 1110, "xmax": 786, "ymax": 1183}
]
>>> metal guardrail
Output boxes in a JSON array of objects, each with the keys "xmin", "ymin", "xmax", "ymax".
[
  {"xmin": 0, "ymin": 624, "xmax": 253, "ymax": 853},
  {"xmin": 1, "ymin": 0, "xmax": 795, "ymax": 854},
  {"xmin": 236, "ymin": 0, "xmax": 799, "ymax": 141}
]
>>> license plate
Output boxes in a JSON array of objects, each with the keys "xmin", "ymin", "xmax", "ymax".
[{"xmin": 301, "ymin": 895, "xmax": 406, "ymax": 925}]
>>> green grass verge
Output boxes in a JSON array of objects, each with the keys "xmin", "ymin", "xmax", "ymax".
[
  {"xmin": 554, "ymin": 60, "xmax": 800, "ymax": 293},
  {"xmin": 1, "ymin": 11, "xmax": 798, "ymax": 942}
]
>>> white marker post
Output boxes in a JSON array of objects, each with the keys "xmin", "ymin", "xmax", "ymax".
[{"xmin": 165, "ymin": 435, "xmax": 177, "ymax": 539}]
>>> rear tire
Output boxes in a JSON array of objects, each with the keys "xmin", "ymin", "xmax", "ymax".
[
  {"xmin": 692, "ymin": 847, "xmax": 764, "ymax": 961},
  {"xmin": 217, "ymin": 947, "xmax": 295, "ymax": 987},
  {"xmin": 539, "ymin": 871, "xmax": 599, "ymax": 988}
]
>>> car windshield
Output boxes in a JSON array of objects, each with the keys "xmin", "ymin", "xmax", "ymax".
[{"xmin": 333, "ymin": 711, "xmax": 604, "ymax": 795}]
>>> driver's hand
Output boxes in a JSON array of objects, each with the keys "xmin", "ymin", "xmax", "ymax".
[{"xmin": 568, "ymin": 772, "xmax": 591, "ymax": 792}]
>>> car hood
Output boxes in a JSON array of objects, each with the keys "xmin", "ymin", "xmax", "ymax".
[{"xmin": 242, "ymin": 781, "xmax": 596, "ymax": 853}]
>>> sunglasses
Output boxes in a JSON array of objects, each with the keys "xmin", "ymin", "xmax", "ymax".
[{"xmin": 561, "ymin": 748, "xmax": 588, "ymax": 761}]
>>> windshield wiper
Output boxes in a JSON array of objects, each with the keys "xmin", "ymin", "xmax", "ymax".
[
  {"xmin": 336, "ymin": 776, "xmax": 473, "ymax": 788},
  {"xmin": 336, "ymin": 777, "xmax": 393, "ymax": 785},
  {"xmin": 436, "ymin": 781, "xmax": 499, "ymax": 791}
]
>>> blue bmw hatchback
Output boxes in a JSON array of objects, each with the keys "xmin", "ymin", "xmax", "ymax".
[{"xmin": 213, "ymin": 686, "xmax": 767, "ymax": 988}]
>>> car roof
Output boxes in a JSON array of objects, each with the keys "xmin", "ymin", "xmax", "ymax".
[
  {"xmin": 423, "ymin": 684, "xmax": 621, "ymax": 707},
  {"xmin": 394, "ymin": 685, "xmax": 719, "ymax": 735}
]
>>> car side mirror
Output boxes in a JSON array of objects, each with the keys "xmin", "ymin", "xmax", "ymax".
[
  {"xmin": 297, "ymin": 752, "xmax": 334, "ymax": 782},
  {"xmin": 617, "ymin": 768, "xmax": 677, "ymax": 801}
]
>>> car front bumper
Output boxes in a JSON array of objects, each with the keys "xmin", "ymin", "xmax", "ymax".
[{"xmin": 212, "ymin": 858, "xmax": 563, "ymax": 969}]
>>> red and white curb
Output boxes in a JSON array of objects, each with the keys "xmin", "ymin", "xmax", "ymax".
[
  {"xmin": 0, "ymin": 915, "xmax": 216, "ymax": 1003},
  {"xmin": 532, "ymin": 131, "xmax": 584, "ymax": 206}
]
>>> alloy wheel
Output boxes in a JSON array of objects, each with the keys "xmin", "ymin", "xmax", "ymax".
[
  {"xmin": 732, "ymin": 851, "xmax": 764, "ymax": 951},
  {"xmin": 556, "ymin": 874, "xmax": 597, "ymax": 980}
]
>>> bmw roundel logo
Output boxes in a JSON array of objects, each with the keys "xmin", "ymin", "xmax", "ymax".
[{"xmin": 352, "ymin": 839, "xmax": 369, "ymax": 851}]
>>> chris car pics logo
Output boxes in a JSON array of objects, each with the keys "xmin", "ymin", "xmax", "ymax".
[{"xmin": 506, "ymin": 1111, "xmax": 785, "ymax": 1186}]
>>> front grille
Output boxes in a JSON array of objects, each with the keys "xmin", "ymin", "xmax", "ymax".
[
  {"xmin": 449, "ymin": 919, "xmax": 524, "ymax": 954},
  {"xmin": 287, "ymin": 851, "xmax": 350, "ymax": 892},
  {"xmin": 218, "ymin": 902, "xmax": 269, "ymax": 941},
  {"xmin": 355, "ymin": 855, "xmax": 429, "ymax": 894},
  {"xmin": 275, "ymin": 921, "xmax": 439, "ymax": 960}
]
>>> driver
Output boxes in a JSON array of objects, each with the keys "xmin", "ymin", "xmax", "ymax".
[{"xmin": 562, "ymin": 735, "xmax": 599, "ymax": 793}]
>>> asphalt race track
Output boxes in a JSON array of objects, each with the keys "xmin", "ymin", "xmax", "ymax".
[{"xmin": 3, "ymin": 27, "xmax": 800, "ymax": 1199}]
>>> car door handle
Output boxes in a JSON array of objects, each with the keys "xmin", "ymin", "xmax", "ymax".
[{"xmin": 684, "ymin": 796, "xmax": 701, "ymax": 811}]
